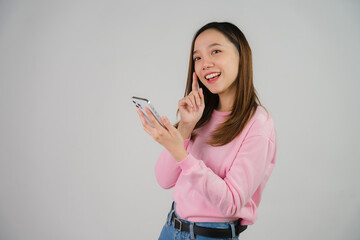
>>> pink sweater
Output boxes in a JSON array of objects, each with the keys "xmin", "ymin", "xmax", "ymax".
[{"xmin": 154, "ymin": 106, "xmax": 277, "ymax": 225}]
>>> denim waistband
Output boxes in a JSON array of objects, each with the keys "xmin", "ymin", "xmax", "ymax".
[{"xmin": 167, "ymin": 202, "xmax": 239, "ymax": 239}]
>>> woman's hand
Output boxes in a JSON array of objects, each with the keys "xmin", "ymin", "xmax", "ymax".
[
  {"xmin": 178, "ymin": 72, "xmax": 205, "ymax": 139},
  {"xmin": 137, "ymin": 107, "xmax": 188, "ymax": 162}
]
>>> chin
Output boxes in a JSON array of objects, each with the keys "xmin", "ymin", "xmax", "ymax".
[{"xmin": 206, "ymin": 87, "xmax": 222, "ymax": 95}]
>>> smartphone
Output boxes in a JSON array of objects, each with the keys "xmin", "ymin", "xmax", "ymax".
[{"xmin": 132, "ymin": 96, "xmax": 164, "ymax": 128}]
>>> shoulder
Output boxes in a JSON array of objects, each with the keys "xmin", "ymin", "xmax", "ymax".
[{"xmin": 245, "ymin": 106, "xmax": 275, "ymax": 140}]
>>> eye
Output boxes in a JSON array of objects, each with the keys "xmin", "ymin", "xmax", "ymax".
[
  {"xmin": 193, "ymin": 56, "xmax": 200, "ymax": 62},
  {"xmin": 212, "ymin": 50, "xmax": 221, "ymax": 54}
]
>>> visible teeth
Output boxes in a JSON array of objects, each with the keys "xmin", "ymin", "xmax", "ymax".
[{"xmin": 205, "ymin": 72, "xmax": 220, "ymax": 79}]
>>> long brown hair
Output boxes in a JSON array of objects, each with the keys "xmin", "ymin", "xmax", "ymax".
[{"xmin": 179, "ymin": 22, "xmax": 263, "ymax": 146}]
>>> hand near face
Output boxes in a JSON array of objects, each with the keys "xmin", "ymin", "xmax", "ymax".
[
  {"xmin": 178, "ymin": 72, "xmax": 205, "ymax": 127},
  {"xmin": 135, "ymin": 72, "xmax": 205, "ymax": 162}
]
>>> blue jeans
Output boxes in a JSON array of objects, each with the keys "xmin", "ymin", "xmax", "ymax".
[{"xmin": 158, "ymin": 204, "xmax": 240, "ymax": 240}]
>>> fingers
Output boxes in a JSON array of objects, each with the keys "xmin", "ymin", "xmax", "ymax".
[
  {"xmin": 179, "ymin": 91, "xmax": 203, "ymax": 111},
  {"xmin": 179, "ymin": 96, "xmax": 194, "ymax": 110},
  {"xmin": 192, "ymin": 90, "xmax": 201, "ymax": 108},
  {"xmin": 199, "ymin": 87, "xmax": 205, "ymax": 107},
  {"xmin": 137, "ymin": 108, "xmax": 167, "ymax": 141},
  {"xmin": 137, "ymin": 108, "xmax": 156, "ymax": 135},
  {"xmin": 192, "ymin": 72, "xmax": 202, "ymax": 107},
  {"xmin": 145, "ymin": 107, "xmax": 163, "ymax": 130},
  {"xmin": 137, "ymin": 108, "xmax": 152, "ymax": 129},
  {"xmin": 185, "ymin": 97, "xmax": 195, "ymax": 110},
  {"xmin": 160, "ymin": 116, "xmax": 177, "ymax": 136},
  {"xmin": 178, "ymin": 72, "xmax": 204, "ymax": 112},
  {"xmin": 192, "ymin": 72, "xmax": 199, "ymax": 91}
]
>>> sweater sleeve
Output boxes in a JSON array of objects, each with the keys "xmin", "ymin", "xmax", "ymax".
[
  {"xmin": 177, "ymin": 133, "xmax": 276, "ymax": 218},
  {"xmin": 154, "ymin": 138, "xmax": 191, "ymax": 189}
]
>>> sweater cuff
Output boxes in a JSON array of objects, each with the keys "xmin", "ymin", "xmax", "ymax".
[{"xmin": 177, "ymin": 153, "xmax": 199, "ymax": 172}]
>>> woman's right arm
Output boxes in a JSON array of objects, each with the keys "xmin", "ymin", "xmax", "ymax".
[
  {"xmin": 154, "ymin": 138, "xmax": 191, "ymax": 189},
  {"xmin": 154, "ymin": 72, "xmax": 204, "ymax": 188}
]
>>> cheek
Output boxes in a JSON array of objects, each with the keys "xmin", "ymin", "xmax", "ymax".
[{"xmin": 224, "ymin": 58, "xmax": 239, "ymax": 78}]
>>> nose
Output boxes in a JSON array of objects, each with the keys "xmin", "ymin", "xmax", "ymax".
[{"xmin": 202, "ymin": 57, "xmax": 214, "ymax": 70}]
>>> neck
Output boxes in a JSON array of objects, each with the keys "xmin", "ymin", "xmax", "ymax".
[{"xmin": 217, "ymin": 90, "xmax": 235, "ymax": 112}]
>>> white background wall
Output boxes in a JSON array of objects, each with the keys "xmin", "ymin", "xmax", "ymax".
[{"xmin": 0, "ymin": 0, "xmax": 359, "ymax": 239}]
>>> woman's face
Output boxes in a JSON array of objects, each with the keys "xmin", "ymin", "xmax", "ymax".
[{"xmin": 193, "ymin": 29, "xmax": 240, "ymax": 97}]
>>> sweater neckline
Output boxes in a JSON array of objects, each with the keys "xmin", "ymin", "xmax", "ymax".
[{"xmin": 212, "ymin": 109, "xmax": 231, "ymax": 116}]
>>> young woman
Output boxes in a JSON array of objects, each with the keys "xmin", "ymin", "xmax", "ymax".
[{"xmin": 136, "ymin": 22, "xmax": 277, "ymax": 240}]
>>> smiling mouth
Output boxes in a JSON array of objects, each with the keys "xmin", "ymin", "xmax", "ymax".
[
  {"xmin": 206, "ymin": 74, "xmax": 221, "ymax": 83},
  {"xmin": 205, "ymin": 72, "xmax": 221, "ymax": 80}
]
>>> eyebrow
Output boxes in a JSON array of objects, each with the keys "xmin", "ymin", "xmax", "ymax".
[{"xmin": 193, "ymin": 43, "xmax": 222, "ymax": 55}]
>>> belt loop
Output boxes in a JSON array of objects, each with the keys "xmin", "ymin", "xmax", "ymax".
[
  {"xmin": 167, "ymin": 209, "xmax": 174, "ymax": 226},
  {"xmin": 167, "ymin": 201, "xmax": 175, "ymax": 226},
  {"xmin": 190, "ymin": 222, "xmax": 195, "ymax": 240},
  {"xmin": 230, "ymin": 222, "xmax": 236, "ymax": 239},
  {"xmin": 167, "ymin": 202, "xmax": 175, "ymax": 226}
]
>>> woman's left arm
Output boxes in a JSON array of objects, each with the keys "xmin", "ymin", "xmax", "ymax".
[{"xmin": 177, "ymin": 126, "xmax": 277, "ymax": 217}]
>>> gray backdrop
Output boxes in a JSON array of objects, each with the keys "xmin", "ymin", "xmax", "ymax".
[{"xmin": 0, "ymin": 0, "xmax": 359, "ymax": 239}]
